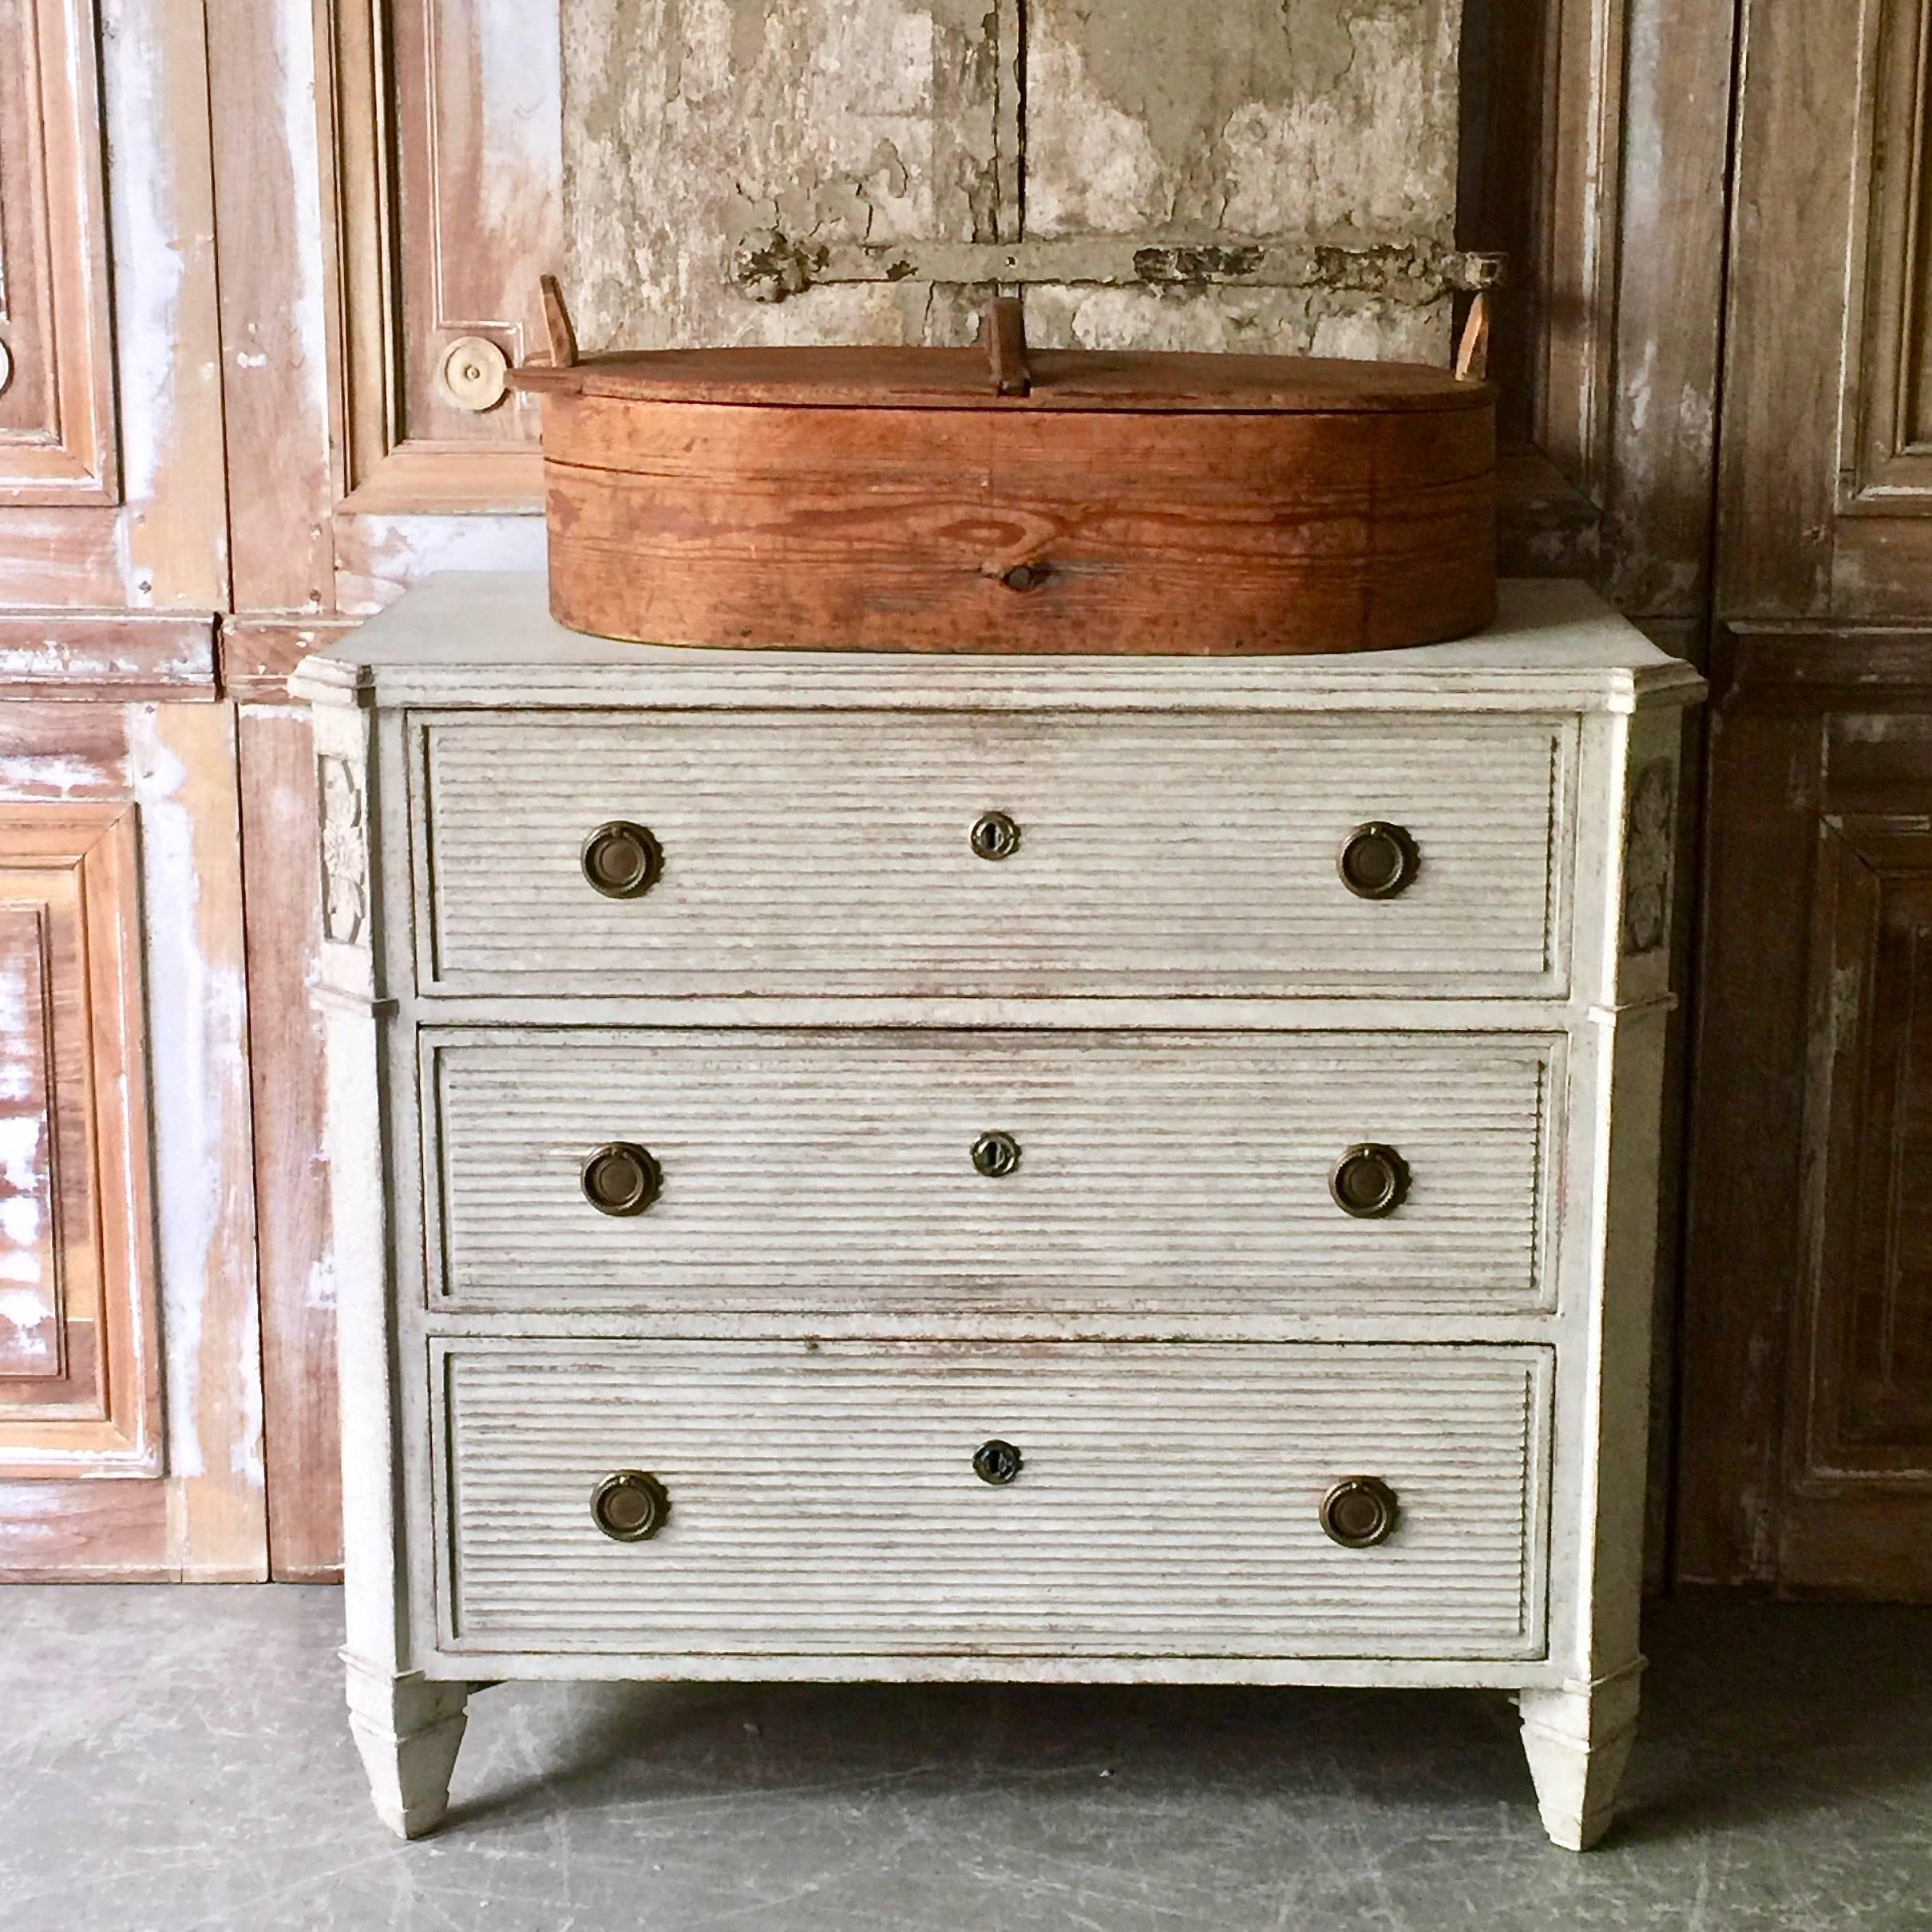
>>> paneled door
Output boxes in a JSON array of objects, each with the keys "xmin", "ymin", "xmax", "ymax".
[
  {"xmin": 0, "ymin": 707, "xmax": 265, "ymax": 1581},
  {"xmin": 1679, "ymin": 0, "xmax": 1932, "ymax": 1597}
]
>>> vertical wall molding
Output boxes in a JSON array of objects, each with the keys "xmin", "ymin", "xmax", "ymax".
[{"xmin": 1843, "ymin": 0, "xmax": 1932, "ymax": 511}]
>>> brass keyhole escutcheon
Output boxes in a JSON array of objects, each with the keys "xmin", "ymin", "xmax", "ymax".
[
  {"xmin": 972, "ymin": 1130, "xmax": 1022, "ymax": 1178},
  {"xmin": 973, "ymin": 1439, "xmax": 1023, "ymax": 1486},
  {"xmin": 970, "ymin": 810, "xmax": 1022, "ymax": 861},
  {"xmin": 591, "ymin": 1470, "xmax": 671, "ymax": 1542},
  {"xmin": 582, "ymin": 1142, "xmax": 663, "ymax": 1217},
  {"xmin": 1329, "ymin": 1142, "xmax": 1410, "ymax": 1219},
  {"xmin": 581, "ymin": 820, "xmax": 663, "ymax": 899},
  {"xmin": 1338, "ymin": 821, "xmax": 1420, "ymax": 899},
  {"xmin": 1320, "ymin": 1475, "xmax": 1400, "ymax": 1549}
]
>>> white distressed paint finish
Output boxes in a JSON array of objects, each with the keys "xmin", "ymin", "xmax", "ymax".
[
  {"xmin": 434, "ymin": 1340, "xmax": 1551, "ymax": 1659},
  {"xmin": 418, "ymin": 712, "xmax": 1574, "ymax": 997},
  {"xmin": 292, "ymin": 575, "xmax": 1704, "ymax": 713},
  {"xmin": 291, "ymin": 572, "xmax": 1704, "ymax": 1851},
  {"xmin": 0, "ymin": 912, "xmax": 55, "ymax": 1375},
  {"xmin": 427, "ymin": 1029, "xmax": 1559, "ymax": 1312}
]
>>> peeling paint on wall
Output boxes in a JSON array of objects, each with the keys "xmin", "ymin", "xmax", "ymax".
[
  {"xmin": 565, "ymin": 0, "xmax": 1001, "ymax": 350},
  {"xmin": 564, "ymin": 0, "xmax": 1460, "ymax": 359}
]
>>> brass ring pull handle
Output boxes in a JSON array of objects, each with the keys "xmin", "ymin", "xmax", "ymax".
[
  {"xmin": 970, "ymin": 810, "xmax": 1022, "ymax": 861},
  {"xmin": 1320, "ymin": 1475, "xmax": 1400, "ymax": 1549},
  {"xmin": 581, "ymin": 820, "xmax": 663, "ymax": 899},
  {"xmin": 591, "ymin": 1470, "xmax": 671, "ymax": 1542},
  {"xmin": 973, "ymin": 1439, "xmax": 1023, "ymax": 1485},
  {"xmin": 972, "ymin": 1130, "xmax": 1022, "ymax": 1178},
  {"xmin": 1329, "ymin": 1142, "xmax": 1411, "ymax": 1218},
  {"xmin": 582, "ymin": 1142, "xmax": 663, "ymax": 1217},
  {"xmin": 1338, "ymin": 820, "xmax": 1420, "ymax": 899}
]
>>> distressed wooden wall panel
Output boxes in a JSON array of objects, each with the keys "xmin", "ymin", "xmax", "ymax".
[
  {"xmin": 1795, "ymin": 820, "xmax": 1932, "ymax": 1463},
  {"xmin": 1717, "ymin": 0, "xmax": 1930, "ymax": 620},
  {"xmin": 387, "ymin": 0, "xmax": 562, "ymax": 451},
  {"xmin": 0, "ymin": 713, "xmax": 266, "ymax": 1580},
  {"xmin": 137, "ymin": 703, "xmax": 267, "ymax": 1573},
  {"xmin": 0, "ymin": 0, "xmax": 227, "ymax": 608},
  {"xmin": 1672, "ymin": 0, "xmax": 1932, "ymax": 1601},
  {"xmin": 236, "ymin": 707, "xmax": 342, "ymax": 1578},
  {"xmin": 206, "ymin": 0, "xmax": 335, "ymax": 617},
  {"xmin": 0, "ymin": 808, "xmax": 158, "ymax": 1476},
  {"xmin": 1461, "ymin": 0, "xmax": 1730, "ymax": 616},
  {"xmin": 1844, "ymin": 0, "xmax": 1932, "ymax": 514},
  {"xmin": 97, "ymin": 0, "xmax": 228, "ymax": 611},
  {"xmin": 0, "ymin": 0, "xmax": 117, "ymax": 500},
  {"xmin": 1678, "ymin": 635, "xmax": 1932, "ymax": 1597},
  {"xmin": 315, "ymin": 0, "xmax": 561, "ymax": 532}
]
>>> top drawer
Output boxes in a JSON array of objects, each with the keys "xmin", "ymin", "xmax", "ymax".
[{"xmin": 411, "ymin": 711, "xmax": 1575, "ymax": 998}]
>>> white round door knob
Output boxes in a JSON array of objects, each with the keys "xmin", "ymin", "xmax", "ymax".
[{"xmin": 437, "ymin": 335, "xmax": 509, "ymax": 412}]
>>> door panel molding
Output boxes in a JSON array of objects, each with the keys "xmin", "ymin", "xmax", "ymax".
[
  {"xmin": 0, "ymin": 0, "xmax": 118, "ymax": 502},
  {"xmin": 0, "ymin": 804, "xmax": 160, "ymax": 1475},
  {"xmin": 1680, "ymin": 625, "xmax": 1932, "ymax": 1596}
]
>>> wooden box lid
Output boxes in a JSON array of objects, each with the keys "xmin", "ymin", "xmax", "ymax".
[{"xmin": 516, "ymin": 342, "xmax": 1486, "ymax": 418}]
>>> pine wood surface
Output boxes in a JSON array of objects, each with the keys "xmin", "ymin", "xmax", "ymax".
[{"xmin": 539, "ymin": 390, "xmax": 1496, "ymax": 654}]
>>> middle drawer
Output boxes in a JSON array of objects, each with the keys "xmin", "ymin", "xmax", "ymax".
[{"xmin": 423, "ymin": 1029, "xmax": 1562, "ymax": 1316}]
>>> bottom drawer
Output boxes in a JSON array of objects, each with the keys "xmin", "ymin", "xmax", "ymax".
[{"xmin": 431, "ymin": 1340, "xmax": 1553, "ymax": 1661}]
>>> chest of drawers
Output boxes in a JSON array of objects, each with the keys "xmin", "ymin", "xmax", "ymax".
[{"xmin": 292, "ymin": 573, "xmax": 1702, "ymax": 1851}]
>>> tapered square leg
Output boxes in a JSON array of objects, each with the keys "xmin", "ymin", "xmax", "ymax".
[
  {"xmin": 1517, "ymin": 1664, "xmax": 1643, "ymax": 1850},
  {"xmin": 344, "ymin": 1653, "xmax": 472, "ymax": 1838}
]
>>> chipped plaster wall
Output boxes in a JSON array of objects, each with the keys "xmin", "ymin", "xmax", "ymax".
[
  {"xmin": 564, "ymin": 0, "xmax": 1004, "ymax": 352},
  {"xmin": 563, "ymin": 0, "xmax": 1462, "ymax": 361}
]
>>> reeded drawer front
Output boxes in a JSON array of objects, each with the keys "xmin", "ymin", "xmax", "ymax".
[
  {"xmin": 433, "ymin": 1340, "xmax": 1552, "ymax": 1660},
  {"xmin": 413, "ymin": 711, "xmax": 1573, "ymax": 996},
  {"xmin": 426, "ymin": 1029, "xmax": 1562, "ymax": 1314}
]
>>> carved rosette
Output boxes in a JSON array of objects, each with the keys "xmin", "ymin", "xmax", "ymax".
[
  {"xmin": 319, "ymin": 754, "xmax": 369, "ymax": 946},
  {"xmin": 1621, "ymin": 758, "xmax": 1675, "ymax": 955}
]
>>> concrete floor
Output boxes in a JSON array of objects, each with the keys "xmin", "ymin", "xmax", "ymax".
[{"xmin": 3, "ymin": 1592, "xmax": 1930, "ymax": 1932}]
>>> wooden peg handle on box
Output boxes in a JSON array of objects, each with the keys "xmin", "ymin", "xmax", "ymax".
[
  {"xmin": 540, "ymin": 274, "xmax": 578, "ymax": 370},
  {"xmin": 986, "ymin": 297, "xmax": 1030, "ymax": 396}
]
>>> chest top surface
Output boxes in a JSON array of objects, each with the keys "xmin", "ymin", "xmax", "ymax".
[{"xmin": 291, "ymin": 575, "xmax": 1704, "ymax": 716}]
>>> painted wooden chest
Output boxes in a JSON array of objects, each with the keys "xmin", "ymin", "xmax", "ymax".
[{"xmin": 292, "ymin": 573, "xmax": 1701, "ymax": 1848}]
